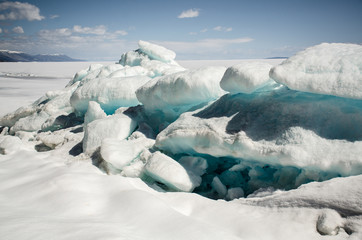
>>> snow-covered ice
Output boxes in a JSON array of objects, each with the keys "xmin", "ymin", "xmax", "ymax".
[
  {"xmin": 0, "ymin": 41, "xmax": 361, "ymax": 239},
  {"xmin": 270, "ymin": 43, "xmax": 362, "ymax": 99},
  {"xmin": 220, "ymin": 61, "xmax": 275, "ymax": 94}
]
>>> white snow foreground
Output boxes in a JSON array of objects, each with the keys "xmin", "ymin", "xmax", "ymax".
[
  {"xmin": 0, "ymin": 41, "xmax": 362, "ymax": 239},
  {"xmin": 270, "ymin": 43, "xmax": 362, "ymax": 99}
]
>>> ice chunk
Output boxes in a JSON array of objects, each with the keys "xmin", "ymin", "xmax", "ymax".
[
  {"xmin": 107, "ymin": 66, "xmax": 150, "ymax": 78},
  {"xmin": 270, "ymin": 43, "xmax": 362, "ymax": 99},
  {"xmin": 178, "ymin": 156, "xmax": 208, "ymax": 176},
  {"xmin": 100, "ymin": 136, "xmax": 155, "ymax": 171},
  {"xmin": 211, "ymin": 176, "xmax": 227, "ymax": 198},
  {"xmin": 11, "ymin": 111, "xmax": 50, "ymax": 134},
  {"xmin": 70, "ymin": 76, "xmax": 151, "ymax": 115},
  {"xmin": 138, "ymin": 40, "xmax": 176, "ymax": 63},
  {"xmin": 119, "ymin": 50, "xmax": 149, "ymax": 66},
  {"xmin": 226, "ymin": 187, "xmax": 245, "ymax": 200},
  {"xmin": 84, "ymin": 101, "xmax": 106, "ymax": 125},
  {"xmin": 220, "ymin": 62, "xmax": 274, "ymax": 94},
  {"xmin": 96, "ymin": 64, "xmax": 124, "ymax": 78},
  {"xmin": 156, "ymin": 89, "xmax": 362, "ymax": 175},
  {"xmin": 316, "ymin": 210, "xmax": 344, "ymax": 236},
  {"xmin": 0, "ymin": 136, "xmax": 23, "ymax": 154},
  {"xmin": 67, "ymin": 64, "xmax": 104, "ymax": 86},
  {"xmin": 136, "ymin": 66, "xmax": 226, "ymax": 118},
  {"xmin": 83, "ymin": 113, "xmax": 137, "ymax": 155},
  {"xmin": 144, "ymin": 151, "xmax": 199, "ymax": 192}
]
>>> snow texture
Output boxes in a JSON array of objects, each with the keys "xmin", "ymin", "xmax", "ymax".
[{"xmin": 270, "ymin": 43, "xmax": 362, "ymax": 99}]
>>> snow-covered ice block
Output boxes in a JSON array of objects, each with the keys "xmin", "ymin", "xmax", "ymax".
[
  {"xmin": 100, "ymin": 136, "xmax": 155, "ymax": 171},
  {"xmin": 96, "ymin": 64, "xmax": 124, "ymax": 78},
  {"xmin": 178, "ymin": 156, "xmax": 208, "ymax": 176},
  {"xmin": 84, "ymin": 101, "xmax": 107, "ymax": 125},
  {"xmin": 136, "ymin": 66, "xmax": 226, "ymax": 118},
  {"xmin": 270, "ymin": 43, "xmax": 362, "ymax": 99},
  {"xmin": 138, "ymin": 40, "xmax": 176, "ymax": 63},
  {"xmin": 156, "ymin": 89, "xmax": 362, "ymax": 175},
  {"xmin": 144, "ymin": 151, "xmax": 199, "ymax": 192},
  {"xmin": 0, "ymin": 136, "xmax": 23, "ymax": 154},
  {"xmin": 107, "ymin": 66, "xmax": 150, "ymax": 78},
  {"xmin": 70, "ymin": 76, "xmax": 151, "ymax": 115},
  {"xmin": 211, "ymin": 176, "xmax": 227, "ymax": 198},
  {"xmin": 11, "ymin": 111, "xmax": 50, "ymax": 133},
  {"xmin": 119, "ymin": 50, "xmax": 149, "ymax": 66},
  {"xmin": 220, "ymin": 62, "xmax": 274, "ymax": 94},
  {"xmin": 226, "ymin": 187, "xmax": 245, "ymax": 200},
  {"xmin": 68, "ymin": 64, "xmax": 104, "ymax": 86},
  {"xmin": 83, "ymin": 113, "xmax": 137, "ymax": 155}
]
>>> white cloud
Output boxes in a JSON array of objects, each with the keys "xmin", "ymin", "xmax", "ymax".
[
  {"xmin": 178, "ymin": 9, "xmax": 199, "ymax": 19},
  {"xmin": 0, "ymin": 1, "xmax": 44, "ymax": 21},
  {"xmin": 12, "ymin": 26, "xmax": 24, "ymax": 34},
  {"xmin": 0, "ymin": 28, "xmax": 2, "ymax": 34},
  {"xmin": 115, "ymin": 30, "xmax": 128, "ymax": 36},
  {"xmin": 213, "ymin": 26, "xmax": 233, "ymax": 32},
  {"xmin": 73, "ymin": 25, "xmax": 107, "ymax": 35},
  {"xmin": 200, "ymin": 28, "xmax": 208, "ymax": 33},
  {"xmin": 50, "ymin": 14, "xmax": 59, "ymax": 19}
]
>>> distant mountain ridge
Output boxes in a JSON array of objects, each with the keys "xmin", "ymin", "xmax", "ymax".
[{"xmin": 0, "ymin": 50, "xmax": 83, "ymax": 62}]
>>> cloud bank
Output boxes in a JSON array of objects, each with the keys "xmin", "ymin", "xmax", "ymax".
[{"xmin": 0, "ymin": 1, "xmax": 44, "ymax": 21}]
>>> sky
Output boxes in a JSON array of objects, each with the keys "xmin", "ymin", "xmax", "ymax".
[{"xmin": 0, "ymin": 0, "xmax": 361, "ymax": 60}]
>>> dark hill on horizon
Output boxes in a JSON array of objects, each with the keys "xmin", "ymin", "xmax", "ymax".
[{"xmin": 0, "ymin": 50, "xmax": 83, "ymax": 62}]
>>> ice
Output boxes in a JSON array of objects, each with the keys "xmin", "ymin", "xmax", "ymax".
[
  {"xmin": 136, "ymin": 66, "xmax": 226, "ymax": 119},
  {"xmin": 156, "ymin": 88, "xmax": 362, "ymax": 176},
  {"xmin": 100, "ymin": 136, "xmax": 155, "ymax": 172},
  {"xmin": 84, "ymin": 101, "xmax": 106, "ymax": 124},
  {"xmin": 144, "ymin": 151, "xmax": 200, "ymax": 192},
  {"xmin": 0, "ymin": 49, "xmax": 362, "ymax": 239},
  {"xmin": 138, "ymin": 40, "xmax": 177, "ymax": 64},
  {"xmin": 226, "ymin": 187, "xmax": 245, "ymax": 200},
  {"xmin": 220, "ymin": 62, "xmax": 275, "ymax": 94},
  {"xmin": 83, "ymin": 113, "xmax": 137, "ymax": 154},
  {"xmin": 0, "ymin": 135, "xmax": 23, "ymax": 154},
  {"xmin": 270, "ymin": 43, "xmax": 362, "ymax": 99},
  {"xmin": 211, "ymin": 176, "xmax": 227, "ymax": 198},
  {"xmin": 70, "ymin": 76, "xmax": 151, "ymax": 115}
]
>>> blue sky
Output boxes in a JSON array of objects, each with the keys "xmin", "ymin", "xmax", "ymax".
[{"xmin": 0, "ymin": 0, "xmax": 361, "ymax": 60}]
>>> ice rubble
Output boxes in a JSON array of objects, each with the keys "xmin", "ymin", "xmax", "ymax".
[
  {"xmin": 0, "ymin": 41, "xmax": 361, "ymax": 203},
  {"xmin": 270, "ymin": 43, "xmax": 362, "ymax": 99}
]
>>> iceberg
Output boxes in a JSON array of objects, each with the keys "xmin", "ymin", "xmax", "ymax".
[{"xmin": 270, "ymin": 43, "xmax": 362, "ymax": 99}]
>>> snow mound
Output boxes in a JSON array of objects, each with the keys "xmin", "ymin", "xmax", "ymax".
[
  {"xmin": 270, "ymin": 43, "xmax": 362, "ymax": 99},
  {"xmin": 220, "ymin": 62, "xmax": 276, "ymax": 94}
]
